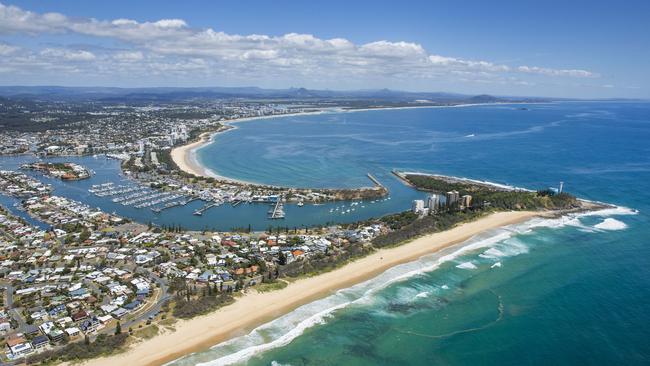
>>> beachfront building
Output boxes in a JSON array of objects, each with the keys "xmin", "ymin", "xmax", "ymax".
[
  {"xmin": 461, "ymin": 194, "xmax": 473, "ymax": 209},
  {"xmin": 446, "ymin": 190, "xmax": 460, "ymax": 208},
  {"xmin": 427, "ymin": 194, "xmax": 442, "ymax": 214},
  {"xmin": 31, "ymin": 335, "xmax": 49, "ymax": 350},
  {"xmin": 412, "ymin": 199, "xmax": 425, "ymax": 214},
  {"xmin": 6, "ymin": 335, "xmax": 33, "ymax": 358}
]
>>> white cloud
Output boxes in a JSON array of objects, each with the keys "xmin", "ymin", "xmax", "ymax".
[
  {"xmin": 0, "ymin": 1, "xmax": 599, "ymax": 88},
  {"xmin": 41, "ymin": 48, "xmax": 95, "ymax": 61},
  {"xmin": 41, "ymin": 48, "xmax": 96, "ymax": 61},
  {"xmin": 113, "ymin": 51, "xmax": 144, "ymax": 61},
  {"xmin": 0, "ymin": 42, "xmax": 18, "ymax": 55},
  {"xmin": 517, "ymin": 65, "xmax": 595, "ymax": 78},
  {"xmin": 152, "ymin": 19, "xmax": 187, "ymax": 29},
  {"xmin": 429, "ymin": 55, "xmax": 510, "ymax": 72},
  {"xmin": 0, "ymin": 3, "xmax": 68, "ymax": 33}
]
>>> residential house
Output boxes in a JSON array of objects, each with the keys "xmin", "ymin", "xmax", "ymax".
[{"xmin": 31, "ymin": 335, "xmax": 49, "ymax": 350}]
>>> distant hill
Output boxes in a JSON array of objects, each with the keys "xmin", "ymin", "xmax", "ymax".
[
  {"xmin": 467, "ymin": 94, "xmax": 502, "ymax": 103},
  {"xmin": 0, "ymin": 85, "xmax": 552, "ymax": 104}
]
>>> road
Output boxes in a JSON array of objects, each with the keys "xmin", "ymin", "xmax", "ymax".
[
  {"xmin": 0, "ymin": 283, "xmax": 28, "ymax": 334},
  {"xmin": 0, "ymin": 270, "xmax": 171, "ymax": 365},
  {"xmin": 93, "ymin": 269, "xmax": 170, "ymax": 337}
]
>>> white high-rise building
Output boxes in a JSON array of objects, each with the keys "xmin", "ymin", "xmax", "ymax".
[
  {"xmin": 169, "ymin": 124, "xmax": 189, "ymax": 145},
  {"xmin": 427, "ymin": 194, "xmax": 441, "ymax": 213},
  {"xmin": 177, "ymin": 124, "xmax": 188, "ymax": 141},
  {"xmin": 137, "ymin": 140, "xmax": 145, "ymax": 155},
  {"xmin": 412, "ymin": 200, "xmax": 425, "ymax": 214},
  {"xmin": 461, "ymin": 194, "xmax": 473, "ymax": 208}
]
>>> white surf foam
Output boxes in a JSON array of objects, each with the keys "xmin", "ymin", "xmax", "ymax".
[
  {"xmin": 577, "ymin": 204, "xmax": 638, "ymax": 217},
  {"xmin": 456, "ymin": 261, "xmax": 477, "ymax": 270},
  {"xmin": 524, "ymin": 204, "xmax": 636, "ymax": 233},
  {"xmin": 271, "ymin": 362, "xmax": 292, "ymax": 366},
  {"xmin": 479, "ymin": 248, "xmax": 506, "ymax": 259},
  {"xmin": 594, "ymin": 218, "xmax": 628, "ymax": 231},
  {"xmin": 491, "ymin": 262, "xmax": 502, "ymax": 268}
]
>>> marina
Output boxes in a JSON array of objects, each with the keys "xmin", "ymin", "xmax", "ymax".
[
  {"xmin": 89, "ymin": 180, "xmax": 295, "ymax": 220},
  {"xmin": 89, "ymin": 182, "xmax": 192, "ymax": 210}
]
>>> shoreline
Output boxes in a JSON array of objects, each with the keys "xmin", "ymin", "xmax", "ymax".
[
  {"xmin": 170, "ymin": 102, "xmax": 542, "ymax": 185},
  {"xmin": 84, "ymin": 210, "xmax": 543, "ymax": 366}
]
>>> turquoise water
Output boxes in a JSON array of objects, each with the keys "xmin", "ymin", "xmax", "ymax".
[{"xmin": 163, "ymin": 102, "xmax": 650, "ymax": 365}]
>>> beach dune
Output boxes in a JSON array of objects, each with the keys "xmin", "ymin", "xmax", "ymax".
[{"xmin": 85, "ymin": 210, "xmax": 539, "ymax": 366}]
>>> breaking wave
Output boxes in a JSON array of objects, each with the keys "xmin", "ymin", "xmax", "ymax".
[
  {"xmin": 456, "ymin": 261, "xmax": 477, "ymax": 270},
  {"xmin": 594, "ymin": 218, "xmax": 628, "ymax": 231}
]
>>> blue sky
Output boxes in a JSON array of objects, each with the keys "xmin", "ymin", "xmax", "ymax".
[{"xmin": 0, "ymin": 0, "xmax": 648, "ymax": 98}]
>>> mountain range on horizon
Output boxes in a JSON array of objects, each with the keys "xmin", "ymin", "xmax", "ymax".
[{"xmin": 0, "ymin": 85, "xmax": 612, "ymax": 103}]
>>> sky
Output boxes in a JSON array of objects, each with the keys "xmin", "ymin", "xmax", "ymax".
[{"xmin": 0, "ymin": 0, "xmax": 648, "ymax": 98}]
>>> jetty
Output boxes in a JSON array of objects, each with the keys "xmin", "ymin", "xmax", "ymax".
[
  {"xmin": 367, "ymin": 173, "xmax": 386, "ymax": 189},
  {"xmin": 268, "ymin": 197, "xmax": 285, "ymax": 219},
  {"xmin": 391, "ymin": 170, "xmax": 416, "ymax": 187},
  {"xmin": 181, "ymin": 196, "xmax": 199, "ymax": 205},
  {"xmin": 151, "ymin": 200, "xmax": 183, "ymax": 213},
  {"xmin": 193, "ymin": 202, "xmax": 218, "ymax": 216}
]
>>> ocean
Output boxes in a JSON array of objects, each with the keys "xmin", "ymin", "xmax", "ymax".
[
  {"xmin": 167, "ymin": 102, "xmax": 650, "ymax": 365},
  {"xmin": 2, "ymin": 102, "xmax": 649, "ymax": 364}
]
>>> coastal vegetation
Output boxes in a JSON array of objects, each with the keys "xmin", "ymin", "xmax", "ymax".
[
  {"xmin": 373, "ymin": 210, "xmax": 484, "ymax": 248},
  {"xmin": 169, "ymin": 278, "xmax": 235, "ymax": 319},
  {"xmin": 255, "ymin": 280, "xmax": 288, "ymax": 293},
  {"xmin": 173, "ymin": 294, "xmax": 235, "ymax": 319},
  {"xmin": 278, "ymin": 244, "xmax": 375, "ymax": 278},
  {"xmin": 25, "ymin": 333, "xmax": 129, "ymax": 365}
]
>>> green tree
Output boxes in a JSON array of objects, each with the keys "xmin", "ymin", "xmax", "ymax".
[{"xmin": 79, "ymin": 228, "xmax": 91, "ymax": 242}]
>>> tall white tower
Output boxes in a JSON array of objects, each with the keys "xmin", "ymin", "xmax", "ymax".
[{"xmin": 559, "ymin": 181, "xmax": 564, "ymax": 193}]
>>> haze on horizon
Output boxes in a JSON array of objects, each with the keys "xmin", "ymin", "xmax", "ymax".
[{"xmin": 0, "ymin": 0, "xmax": 648, "ymax": 99}]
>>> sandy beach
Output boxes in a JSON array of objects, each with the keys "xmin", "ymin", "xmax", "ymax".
[
  {"xmin": 85, "ymin": 210, "xmax": 541, "ymax": 366},
  {"xmin": 170, "ymin": 132, "xmax": 214, "ymax": 177}
]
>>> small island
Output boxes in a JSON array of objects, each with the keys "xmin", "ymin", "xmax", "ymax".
[{"xmin": 21, "ymin": 162, "xmax": 92, "ymax": 181}]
